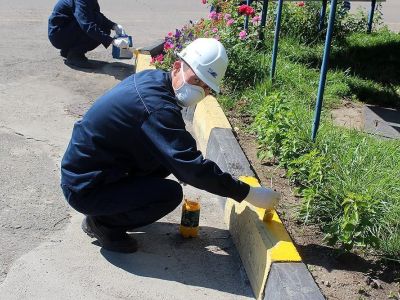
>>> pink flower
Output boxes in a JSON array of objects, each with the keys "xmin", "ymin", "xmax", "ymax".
[
  {"xmin": 239, "ymin": 30, "xmax": 247, "ymax": 40},
  {"xmin": 164, "ymin": 42, "xmax": 174, "ymax": 50},
  {"xmin": 212, "ymin": 27, "xmax": 218, "ymax": 33},
  {"xmin": 226, "ymin": 18, "xmax": 234, "ymax": 26},
  {"xmin": 224, "ymin": 13, "xmax": 231, "ymax": 20},
  {"xmin": 217, "ymin": 13, "xmax": 223, "ymax": 20},
  {"xmin": 204, "ymin": 31, "xmax": 209, "ymax": 37},
  {"xmin": 155, "ymin": 54, "xmax": 164, "ymax": 62},
  {"xmin": 201, "ymin": 0, "xmax": 207, "ymax": 4},
  {"xmin": 208, "ymin": 11, "xmax": 218, "ymax": 20},
  {"xmin": 252, "ymin": 15, "xmax": 261, "ymax": 25},
  {"xmin": 297, "ymin": 1, "xmax": 305, "ymax": 7},
  {"xmin": 167, "ymin": 32, "xmax": 173, "ymax": 37}
]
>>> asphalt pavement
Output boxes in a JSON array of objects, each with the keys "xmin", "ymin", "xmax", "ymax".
[
  {"xmin": 351, "ymin": 0, "xmax": 400, "ymax": 32},
  {"xmin": 1, "ymin": 0, "xmax": 397, "ymax": 298},
  {"xmin": 0, "ymin": 1, "xmax": 253, "ymax": 299}
]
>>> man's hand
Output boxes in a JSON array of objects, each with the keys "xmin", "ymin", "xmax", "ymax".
[
  {"xmin": 113, "ymin": 24, "xmax": 126, "ymax": 36},
  {"xmin": 244, "ymin": 186, "xmax": 280, "ymax": 209},
  {"xmin": 112, "ymin": 37, "xmax": 129, "ymax": 49}
]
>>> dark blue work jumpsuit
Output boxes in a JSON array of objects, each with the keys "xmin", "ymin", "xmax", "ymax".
[
  {"xmin": 48, "ymin": 0, "xmax": 115, "ymax": 55},
  {"xmin": 61, "ymin": 70, "xmax": 250, "ymax": 231}
]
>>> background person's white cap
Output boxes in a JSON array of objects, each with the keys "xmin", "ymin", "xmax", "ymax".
[{"xmin": 177, "ymin": 38, "xmax": 228, "ymax": 93}]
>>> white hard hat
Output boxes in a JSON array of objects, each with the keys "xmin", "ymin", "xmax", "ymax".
[{"xmin": 177, "ymin": 38, "xmax": 228, "ymax": 93}]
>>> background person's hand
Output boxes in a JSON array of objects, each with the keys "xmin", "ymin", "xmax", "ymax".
[
  {"xmin": 243, "ymin": 186, "xmax": 280, "ymax": 209},
  {"xmin": 113, "ymin": 24, "xmax": 126, "ymax": 36},
  {"xmin": 112, "ymin": 37, "xmax": 129, "ymax": 49}
]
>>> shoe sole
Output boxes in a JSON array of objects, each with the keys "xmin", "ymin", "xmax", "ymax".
[
  {"xmin": 82, "ymin": 217, "xmax": 138, "ymax": 253},
  {"xmin": 64, "ymin": 60, "xmax": 94, "ymax": 69}
]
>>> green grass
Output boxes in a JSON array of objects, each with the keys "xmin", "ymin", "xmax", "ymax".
[
  {"xmin": 277, "ymin": 30, "xmax": 400, "ymax": 108},
  {"xmin": 220, "ymin": 29, "xmax": 400, "ymax": 257}
]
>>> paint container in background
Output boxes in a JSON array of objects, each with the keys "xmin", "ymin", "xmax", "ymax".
[{"xmin": 112, "ymin": 35, "xmax": 133, "ymax": 59}]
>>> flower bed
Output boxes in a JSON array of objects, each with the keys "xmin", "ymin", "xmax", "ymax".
[{"xmin": 150, "ymin": 0, "xmax": 400, "ymax": 258}]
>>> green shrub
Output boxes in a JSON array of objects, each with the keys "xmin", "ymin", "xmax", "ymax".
[
  {"xmin": 252, "ymin": 91, "xmax": 400, "ymax": 256},
  {"xmin": 278, "ymin": 1, "xmax": 379, "ymax": 44},
  {"xmin": 223, "ymin": 45, "xmax": 268, "ymax": 92}
]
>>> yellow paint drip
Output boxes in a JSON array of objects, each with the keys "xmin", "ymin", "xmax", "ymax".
[{"xmin": 239, "ymin": 176, "xmax": 274, "ymax": 222}]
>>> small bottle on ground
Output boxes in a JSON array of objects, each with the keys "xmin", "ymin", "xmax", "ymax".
[{"xmin": 179, "ymin": 197, "xmax": 200, "ymax": 238}]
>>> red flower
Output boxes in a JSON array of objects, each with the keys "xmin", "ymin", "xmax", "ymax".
[
  {"xmin": 297, "ymin": 1, "xmax": 305, "ymax": 7},
  {"xmin": 238, "ymin": 4, "xmax": 255, "ymax": 16}
]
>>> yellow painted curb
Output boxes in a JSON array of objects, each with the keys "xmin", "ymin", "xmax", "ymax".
[
  {"xmin": 192, "ymin": 96, "xmax": 231, "ymax": 153},
  {"xmin": 135, "ymin": 52, "xmax": 155, "ymax": 73},
  {"xmin": 225, "ymin": 178, "xmax": 301, "ymax": 299}
]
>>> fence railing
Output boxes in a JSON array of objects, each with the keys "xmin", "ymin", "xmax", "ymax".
[{"xmin": 214, "ymin": 0, "xmax": 387, "ymax": 140}]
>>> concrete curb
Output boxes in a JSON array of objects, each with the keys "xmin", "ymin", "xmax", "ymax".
[
  {"xmin": 364, "ymin": 105, "xmax": 400, "ymax": 139},
  {"xmin": 135, "ymin": 53, "xmax": 324, "ymax": 300}
]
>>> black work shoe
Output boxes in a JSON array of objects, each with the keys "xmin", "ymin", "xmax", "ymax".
[
  {"xmin": 60, "ymin": 49, "xmax": 68, "ymax": 58},
  {"xmin": 81, "ymin": 216, "xmax": 138, "ymax": 253},
  {"xmin": 65, "ymin": 52, "xmax": 94, "ymax": 69}
]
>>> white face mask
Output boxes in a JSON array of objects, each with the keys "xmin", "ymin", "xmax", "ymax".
[{"xmin": 174, "ymin": 67, "xmax": 205, "ymax": 107}]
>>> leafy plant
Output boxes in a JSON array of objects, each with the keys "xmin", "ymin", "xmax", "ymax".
[
  {"xmin": 324, "ymin": 192, "xmax": 381, "ymax": 250},
  {"xmin": 150, "ymin": 0, "xmax": 400, "ymax": 258}
]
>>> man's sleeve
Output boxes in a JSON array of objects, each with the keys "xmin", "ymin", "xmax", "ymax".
[
  {"xmin": 140, "ymin": 107, "xmax": 250, "ymax": 202},
  {"xmin": 73, "ymin": 0, "xmax": 114, "ymax": 48},
  {"xmin": 98, "ymin": 12, "xmax": 116, "ymax": 31}
]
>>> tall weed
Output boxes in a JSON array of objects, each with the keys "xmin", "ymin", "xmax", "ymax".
[{"xmin": 252, "ymin": 92, "xmax": 400, "ymax": 256}]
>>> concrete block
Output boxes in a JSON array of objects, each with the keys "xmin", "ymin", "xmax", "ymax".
[
  {"xmin": 135, "ymin": 53, "xmax": 155, "ymax": 73},
  {"xmin": 139, "ymin": 40, "xmax": 165, "ymax": 57},
  {"xmin": 224, "ymin": 177, "xmax": 302, "ymax": 299},
  {"xmin": 181, "ymin": 106, "xmax": 196, "ymax": 123},
  {"xmin": 192, "ymin": 96, "xmax": 231, "ymax": 153},
  {"xmin": 264, "ymin": 263, "xmax": 324, "ymax": 300},
  {"xmin": 206, "ymin": 128, "xmax": 254, "ymax": 177},
  {"xmin": 364, "ymin": 105, "xmax": 400, "ymax": 139}
]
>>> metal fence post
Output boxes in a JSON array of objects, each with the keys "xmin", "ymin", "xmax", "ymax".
[
  {"xmin": 270, "ymin": 0, "xmax": 284, "ymax": 80},
  {"xmin": 367, "ymin": 0, "xmax": 377, "ymax": 33},
  {"xmin": 244, "ymin": 0, "xmax": 252, "ymax": 30},
  {"xmin": 259, "ymin": 0, "xmax": 270, "ymax": 40},
  {"xmin": 318, "ymin": 0, "xmax": 328, "ymax": 31},
  {"xmin": 311, "ymin": 0, "xmax": 338, "ymax": 141}
]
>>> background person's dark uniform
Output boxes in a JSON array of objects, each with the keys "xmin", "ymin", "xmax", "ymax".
[
  {"xmin": 61, "ymin": 69, "xmax": 250, "ymax": 231},
  {"xmin": 48, "ymin": 0, "xmax": 115, "ymax": 56}
]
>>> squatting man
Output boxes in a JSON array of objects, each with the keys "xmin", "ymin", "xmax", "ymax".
[
  {"xmin": 61, "ymin": 38, "xmax": 281, "ymax": 253},
  {"xmin": 48, "ymin": 0, "xmax": 130, "ymax": 68}
]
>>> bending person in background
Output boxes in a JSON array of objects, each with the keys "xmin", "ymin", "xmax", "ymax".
[
  {"xmin": 60, "ymin": 38, "xmax": 281, "ymax": 253},
  {"xmin": 48, "ymin": 0, "xmax": 129, "ymax": 68}
]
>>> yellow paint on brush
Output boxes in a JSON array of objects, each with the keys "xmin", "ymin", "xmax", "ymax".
[{"xmin": 239, "ymin": 176, "xmax": 301, "ymax": 262}]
